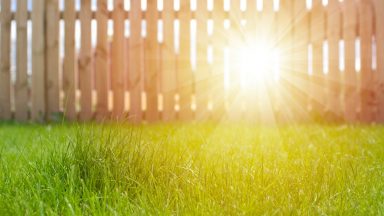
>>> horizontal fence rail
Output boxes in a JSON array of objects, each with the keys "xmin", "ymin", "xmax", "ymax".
[{"xmin": 0, "ymin": 0, "xmax": 384, "ymax": 123}]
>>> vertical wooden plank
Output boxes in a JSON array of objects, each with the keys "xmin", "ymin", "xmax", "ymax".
[
  {"xmin": 342, "ymin": 0, "xmax": 357, "ymax": 122},
  {"xmin": 128, "ymin": 0, "xmax": 143, "ymax": 123},
  {"xmin": 145, "ymin": 0, "xmax": 159, "ymax": 122},
  {"xmin": 178, "ymin": 0, "xmax": 193, "ymax": 120},
  {"xmin": 95, "ymin": 0, "xmax": 109, "ymax": 120},
  {"xmin": 374, "ymin": 0, "xmax": 384, "ymax": 122},
  {"xmin": 195, "ymin": 0, "xmax": 209, "ymax": 121},
  {"xmin": 15, "ymin": 0, "xmax": 28, "ymax": 121},
  {"xmin": 0, "ymin": 0, "xmax": 11, "ymax": 120},
  {"xmin": 310, "ymin": 0, "xmax": 325, "ymax": 117},
  {"xmin": 46, "ymin": 0, "xmax": 60, "ymax": 120},
  {"xmin": 79, "ymin": 0, "xmax": 93, "ymax": 121},
  {"xmin": 32, "ymin": 0, "xmax": 46, "ymax": 122},
  {"xmin": 111, "ymin": 0, "xmax": 125, "ymax": 119},
  {"xmin": 358, "ymin": 0, "xmax": 374, "ymax": 123},
  {"xmin": 292, "ymin": 0, "xmax": 309, "ymax": 121},
  {"xmin": 161, "ymin": 0, "xmax": 177, "ymax": 121},
  {"xmin": 326, "ymin": 0, "xmax": 342, "ymax": 120},
  {"xmin": 211, "ymin": 0, "xmax": 225, "ymax": 121},
  {"xmin": 277, "ymin": 0, "xmax": 294, "ymax": 122},
  {"xmin": 227, "ymin": 0, "xmax": 242, "ymax": 121},
  {"xmin": 63, "ymin": 0, "xmax": 77, "ymax": 120}
]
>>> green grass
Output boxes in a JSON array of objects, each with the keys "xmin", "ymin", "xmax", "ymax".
[{"xmin": 1, "ymin": 123, "xmax": 384, "ymax": 215}]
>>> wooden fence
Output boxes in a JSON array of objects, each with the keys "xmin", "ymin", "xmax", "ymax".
[{"xmin": 0, "ymin": 0, "xmax": 384, "ymax": 123}]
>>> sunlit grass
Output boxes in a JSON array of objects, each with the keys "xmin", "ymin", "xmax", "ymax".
[{"xmin": 0, "ymin": 123, "xmax": 384, "ymax": 215}]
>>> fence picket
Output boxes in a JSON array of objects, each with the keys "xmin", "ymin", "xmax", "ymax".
[
  {"xmin": 327, "ymin": 0, "xmax": 342, "ymax": 120},
  {"xmin": 15, "ymin": 0, "xmax": 28, "ymax": 121},
  {"xmin": 0, "ymin": 0, "xmax": 11, "ymax": 120},
  {"xmin": 63, "ymin": 0, "xmax": 77, "ymax": 120},
  {"xmin": 111, "ymin": 0, "xmax": 125, "ymax": 119},
  {"xmin": 145, "ymin": 0, "xmax": 159, "ymax": 122},
  {"xmin": 128, "ymin": 0, "xmax": 143, "ymax": 123},
  {"xmin": 161, "ymin": 0, "xmax": 177, "ymax": 121},
  {"xmin": 32, "ymin": 0, "xmax": 46, "ymax": 122},
  {"xmin": 178, "ymin": 0, "xmax": 193, "ymax": 121},
  {"xmin": 358, "ymin": 0, "xmax": 374, "ymax": 122},
  {"xmin": 95, "ymin": 0, "xmax": 109, "ymax": 120},
  {"xmin": 310, "ymin": 0, "xmax": 325, "ymax": 116},
  {"xmin": 292, "ymin": 0, "xmax": 309, "ymax": 122},
  {"xmin": 342, "ymin": 0, "xmax": 358, "ymax": 122},
  {"xmin": 79, "ymin": 0, "xmax": 93, "ymax": 121},
  {"xmin": 374, "ymin": 0, "xmax": 384, "ymax": 123},
  {"xmin": 46, "ymin": 0, "xmax": 60, "ymax": 120}
]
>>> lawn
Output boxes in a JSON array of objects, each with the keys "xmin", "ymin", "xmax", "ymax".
[{"xmin": 0, "ymin": 123, "xmax": 384, "ymax": 215}]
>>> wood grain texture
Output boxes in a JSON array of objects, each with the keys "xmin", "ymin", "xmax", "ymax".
[
  {"xmin": 32, "ymin": 0, "xmax": 46, "ymax": 122},
  {"xmin": 161, "ymin": 0, "xmax": 177, "ymax": 121},
  {"xmin": 79, "ymin": 0, "xmax": 93, "ymax": 121},
  {"xmin": 342, "ymin": 0, "xmax": 358, "ymax": 122},
  {"xmin": 95, "ymin": 0, "xmax": 109, "ymax": 120},
  {"xmin": 178, "ymin": 0, "xmax": 194, "ymax": 121},
  {"xmin": 45, "ymin": 0, "xmax": 60, "ymax": 120},
  {"xmin": 0, "ymin": 0, "xmax": 12, "ymax": 120},
  {"xmin": 111, "ymin": 0, "xmax": 126, "ymax": 119},
  {"xmin": 310, "ymin": 0, "xmax": 325, "ymax": 116},
  {"xmin": 128, "ymin": 0, "xmax": 143, "ymax": 123},
  {"xmin": 195, "ymin": 0, "xmax": 210, "ymax": 121},
  {"xmin": 358, "ymin": 0, "xmax": 374, "ymax": 123},
  {"xmin": 63, "ymin": 0, "xmax": 77, "ymax": 120},
  {"xmin": 326, "ymin": 0, "xmax": 342, "ymax": 119},
  {"xmin": 145, "ymin": 0, "xmax": 159, "ymax": 122},
  {"xmin": 15, "ymin": 0, "xmax": 28, "ymax": 121},
  {"xmin": 373, "ymin": 0, "xmax": 384, "ymax": 122}
]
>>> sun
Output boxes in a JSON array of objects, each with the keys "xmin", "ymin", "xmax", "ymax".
[{"xmin": 233, "ymin": 40, "xmax": 280, "ymax": 90}]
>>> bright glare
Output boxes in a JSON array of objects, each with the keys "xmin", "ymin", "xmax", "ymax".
[{"xmin": 235, "ymin": 41, "xmax": 280, "ymax": 89}]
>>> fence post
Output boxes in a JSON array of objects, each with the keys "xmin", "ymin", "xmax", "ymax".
[
  {"xmin": 374, "ymin": 0, "xmax": 384, "ymax": 123},
  {"xmin": 45, "ymin": 0, "xmax": 60, "ymax": 121},
  {"xmin": 0, "ymin": 0, "xmax": 12, "ymax": 120},
  {"xmin": 31, "ymin": 0, "xmax": 46, "ymax": 122}
]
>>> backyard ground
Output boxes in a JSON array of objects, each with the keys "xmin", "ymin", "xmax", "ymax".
[{"xmin": 0, "ymin": 122, "xmax": 384, "ymax": 215}]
